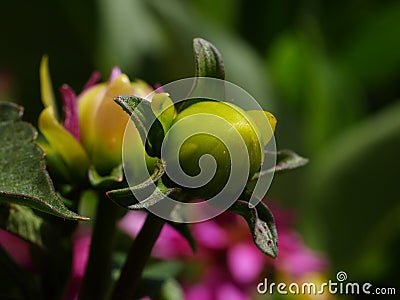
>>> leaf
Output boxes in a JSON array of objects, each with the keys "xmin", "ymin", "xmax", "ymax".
[
  {"xmin": 135, "ymin": 277, "xmax": 184, "ymax": 300},
  {"xmin": 88, "ymin": 164, "xmax": 124, "ymax": 189},
  {"xmin": 157, "ymin": 278, "xmax": 185, "ymax": 300},
  {"xmin": 0, "ymin": 102, "xmax": 88, "ymax": 220},
  {"xmin": 115, "ymin": 95, "xmax": 164, "ymax": 157},
  {"xmin": 0, "ymin": 204, "xmax": 44, "ymax": 247},
  {"xmin": 142, "ymin": 261, "xmax": 184, "ymax": 280},
  {"xmin": 230, "ymin": 200, "xmax": 278, "ymax": 258}
]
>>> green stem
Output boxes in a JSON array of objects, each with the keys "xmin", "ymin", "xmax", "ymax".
[
  {"xmin": 79, "ymin": 193, "xmax": 120, "ymax": 300},
  {"xmin": 110, "ymin": 213, "xmax": 165, "ymax": 300}
]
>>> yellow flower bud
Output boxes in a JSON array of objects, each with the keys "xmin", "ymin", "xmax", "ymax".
[{"xmin": 37, "ymin": 57, "xmax": 155, "ymax": 182}]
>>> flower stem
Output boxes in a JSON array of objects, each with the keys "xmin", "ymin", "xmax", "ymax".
[
  {"xmin": 79, "ymin": 193, "xmax": 120, "ymax": 300},
  {"xmin": 110, "ymin": 213, "xmax": 165, "ymax": 300}
]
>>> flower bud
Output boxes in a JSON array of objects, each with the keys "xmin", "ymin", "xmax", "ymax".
[
  {"xmin": 37, "ymin": 57, "xmax": 155, "ymax": 182},
  {"xmin": 164, "ymin": 101, "xmax": 276, "ymax": 198},
  {"xmin": 78, "ymin": 75, "xmax": 153, "ymax": 175}
]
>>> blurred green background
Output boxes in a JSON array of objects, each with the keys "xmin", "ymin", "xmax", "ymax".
[{"xmin": 1, "ymin": 0, "xmax": 399, "ymax": 297}]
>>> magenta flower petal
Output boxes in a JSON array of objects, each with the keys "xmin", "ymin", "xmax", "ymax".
[
  {"xmin": 119, "ymin": 211, "xmax": 192, "ymax": 259},
  {"xmin": 109, "ymin": 67, "xmax": 122, "ymax": 83},
  {"xmin": 216, "ymin": 282, "xmax": 249, "ymax": 300},
  {"xmin": 227, "ymin": 243, "xmax": 265, "ymax": 284},
  {"xmin": 82, "ymin": 71, "xmax": 101, "ymax": 93},
  {"xmin": 192, "ymin": 220, "xmax": 228, "ymax": 249},
  {"xmin": 185, "ymin": 284, "xmax": 213, "ymax": 300},
  {"xmin": 118, "ymin": 211, "xmax": 147, "ymax": 238},
  {"xmin": 275, "ymin": 229, "xmax": 329, "ymax": 277},
  {"xmin": 153, "ymin": 83, "xmax": 164, "ymax": 93},
  {"xmin": 64, "ymin": 229, "xmax": 91, "ymax": 300},
  {"xmin": 0, "ymin": 228, "xmax": 35, "ymax": 271},
  {"xmin": 152, "ymin": 225, "xmax": 193, "ymax": 259},
  {"xmin": 60, "ymin": 84, "xmax": 80, "ymax": 141}
]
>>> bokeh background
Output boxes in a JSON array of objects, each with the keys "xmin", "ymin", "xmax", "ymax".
[{"xmin": 1, "ymin": 0, "xmax": 399, "ymax": 299}]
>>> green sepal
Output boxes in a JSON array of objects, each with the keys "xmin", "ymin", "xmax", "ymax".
[
  {"xmin": 110, "ymin": 179, "xmax": 179, "ymax": 210},
  {"xmin": 193, "ymin": 37, "xmax": 225, "ymax": 80},
  {"xmin": 151, "ymin": 93, "xmax": 176, "ymax": 133},
  {"xmin": 88, "ymin": 164, "xmax": 124, "ymax": 189},
  {"xmin": 271, "ymin": 149, "xmax": 309, "ymax": 173},
  {"xmin": 0, "ymin": 102, "xmax": 88, "ymax": 221},
  {"xmin": 115, "ymin": 95, "xmax": 164, "ymax": 158},
  {"xmin": 247, "ymin": 149, "xmax": 308, "ymax": 193},
  {"xmin": 230, "ymin": 200, "xmax": 278, "ymax": 258},
  {"xmin": 107, "ymin": 162, "xmax": 180, "ymax": 210},
  {"xmin": 106, "ymin": 161, "xmax": 165, "ymax": 202},
  {"xmin": 178, "ymin": 38, "xmax": 226, "ymax": 112}
]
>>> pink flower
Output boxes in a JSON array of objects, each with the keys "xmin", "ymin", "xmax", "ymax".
[
  {"xmin": 0, "ymin": 228, "xmax": 35, "ymax": 272},
  {"xmin": 64, "ymin": 228, "xmax": 91, "ymax": 300},
  {"xmin": 119, "ymin": 211, "xmax": 192, "ymax": 259},
  {"xmin": 273, "ymin": 229, "xmax": 328, "ymax": 278},
  {"xmin": 227, "ymin": 243, "xmax": 265, "ymax": 285},
  {"xmin": 118, "ymin": 204, "xmax": 330, "ymax": 300}
]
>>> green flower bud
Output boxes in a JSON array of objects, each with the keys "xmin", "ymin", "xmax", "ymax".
[{"xmin": 164, "ymin": 101, "xmax": 276, "ymax": 198}]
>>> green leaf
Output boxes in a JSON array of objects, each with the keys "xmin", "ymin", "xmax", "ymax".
[
  {"xmin": 0, "ymin": 102, "xmax": 88, "ymax": 220},
  {"xmin": 135, "ymin": 277, "xmax": 185, "ymax": 300},
  {"xmin": 0, "ymin": 204, "xmax": 43, "ymax": 247},
  {"xmin": 143, "ymin": 261, "xmax": 184, "ymax": 280},
  {"xmin": 230, "ymin": 200, "xmax": 278, "ymax": 258},
  {"xmin": 157, "ymin": 278, "xmax": 185, "ymax": 300},
  {"xmin": 115, "ymin": 95, "xmax": 165, "ymax": 157},
  {"xmin": 193, "ymin": 37, "xmax": 225, "ymax": 79},
  {"xmin": 88, "ymin": 164, "xmax": 124, "ymax": 189}
]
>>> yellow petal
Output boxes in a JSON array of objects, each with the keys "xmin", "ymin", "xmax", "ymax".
[
  {"xmin": 78, "ymin": 83, "xmax": 107, "ymax": 159},
  {"xmin": 40, "ymin": 56, "xmax": 58, "ymax": 119},
  {"xmin": 84, "ymin": 74, "xmax": 133, "ymax": 174},
  {"xmin": 39, "ymin": 107, "xmax": 89, "ymax": 181},
  {"xmin": 246, "ymin": 110, "xmax": 277, "ymax": 146}
]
